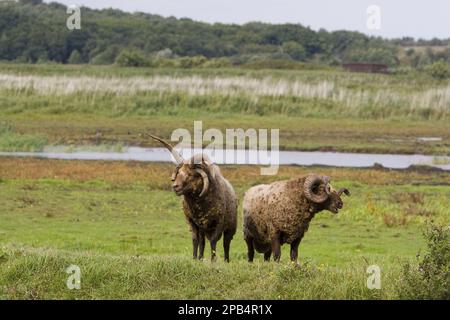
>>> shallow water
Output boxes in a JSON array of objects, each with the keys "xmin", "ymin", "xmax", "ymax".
[{"xmin": 1, "ymin": 146, "xmax": 449, "ymax": 171}]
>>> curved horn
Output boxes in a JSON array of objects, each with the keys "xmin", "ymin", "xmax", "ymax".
[
  {"xmin": 304, "ymin": 174, "xmax": 330, "ymax": 204},
  {"xmin": 195, "ymin": 169, "xmax": 209, "ymax": 197},
  {"xmin": 323, "ymin": 176, "xmax": 332, "ymax": 195},
  {"xmin": 148, "ymin": 134, "xmax": 184, "ymax": 164},
  {"xmin": 338, "ymin": 188, "xmax": 351, "ymax": 196}
]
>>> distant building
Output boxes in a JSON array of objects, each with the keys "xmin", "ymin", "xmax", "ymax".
[{"xmin": 343, "ymin": 62, "xmax": 389, "ymax": 74}]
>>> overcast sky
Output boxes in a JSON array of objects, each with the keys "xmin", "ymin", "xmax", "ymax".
[{"xmin": 48, "ymin": 0, "xmax": 450, "ymax": 39}]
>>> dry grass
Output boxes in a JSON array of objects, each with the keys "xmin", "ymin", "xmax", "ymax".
[
  {"xmin": 391, "ymin": 192, "xmax": 425, "ymax": 205},
  {"xmin": 0, "ymin": 73, "xmax": 339, "ymax": 96},
  {"xmin": 0, "ymin": 157, "xmax": 449, "ymax": 187},
  {"xmin": 382, "ymin": 213, "xmax": 409, "ymax": 227},
  {"xmin": 1, "ymin": 73, "xmax": 449, "ymax": 117}
]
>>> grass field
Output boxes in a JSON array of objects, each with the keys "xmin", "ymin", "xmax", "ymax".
[
  {"xmin": 0, "ymin": 63, "xmax": 448, "ymax": 300},
  {"xmin": 0, "ymin": 158, "xmax": 449, "ymax": 299},
  {"xmin": 0, "ymin": 63, "xmax": 449, "ymax": 155}
]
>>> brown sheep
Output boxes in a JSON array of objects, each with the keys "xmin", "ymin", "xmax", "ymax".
[
  {"xmin": 150, "ymin": 135, "xmax": 237, "ymax": 262},
  {"xmin": 243, "ymin": 174, "xmax": 350, "ymax": 263}
]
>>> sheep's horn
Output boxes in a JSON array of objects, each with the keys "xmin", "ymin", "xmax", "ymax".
[
  {"xmin": 148, "ymin": 134, "xmax": 184, "ymax": 164},
  {"xmin": 338, "ymin": 188, "xmax": 351, "ymax": 196},
  {"xmin": 304, "ymin": 174, "xmax": 330, "ymax": 204},
  {"xmin": 195, "ymin": 169, "xmax": 209, "ymax": 197},
  {"xmin": 323, "ymin": 176, "xmax": 332, "ymax": 195}
]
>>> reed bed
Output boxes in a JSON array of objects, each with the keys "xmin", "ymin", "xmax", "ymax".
[{"xmin": 1, "ymin": 73, "xmax": 449, "ymax": 119}]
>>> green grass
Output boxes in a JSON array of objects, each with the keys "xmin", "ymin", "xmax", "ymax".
[
  {"xmin": 0, "ymin": 63, "xmax": 449, "ymax": 155},
  {"xmin": 0, "ymin": 62, "xmax": 444, "ymax": 87},
  {"xmin": 0, "ymin": 61, "xmax": 448, "ymax": 299},
  {"xmin": 2, "ymin": 114, "xmax": 449, "ymax": 155},
  {"xmin": 0, "ymin": 247, "xmax": 403, "ymax": 300},
  {"xmin": 433, "ymin": 156, "xmax": 450, "ymax": 165},
  {"xmin": 0, "ymin": 122, "xmax": 47, "ymax": 152},
  {"xmin": 0, "ymin": 161, "xmax": 448, "ymax": 299}
]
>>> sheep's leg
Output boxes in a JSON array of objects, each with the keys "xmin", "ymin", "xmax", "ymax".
[
  {"xmin": 290, "ymin": 237, "xmax": 301, "ymax": 263},
  {"xmin": 198, "ymin": 232, "xmax": 206, "ymax": 260},
  {"xmin": 245, "ymin": 236, "xmax": 255, "ymax": 263},
  {"xmin": 271, "ymin": 236, "xmax": 281, "ymax": 262},
  {"xmin": 264, "ymin": 250, "xmax": 271, "ymax": 262},
  {"xmin": 210, "ymin": 239, "xmax": 218, "ymax": 262},
  {"xmin": 192, "ymin": 233, "xmax": 199, "ymax": 260},
  {"xmin": 190, "ymin": 223, "xmax": 200, "ymax": 260},
  {"xmin": 209, "ymin": 228, "xmax": 223, "ymax": 262},
  {"xmin": 223, "ymin": 231, "xmax": 233, "ymax": 263}
]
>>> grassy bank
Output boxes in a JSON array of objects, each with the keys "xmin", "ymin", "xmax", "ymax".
[
  {"xmin": 0, "ymin": 247, "xmax": 403, "ymax": 300},
  {"xmin": 0, "ymin": 122, "xmax": 47, "ymax": 152},
  {"xmin": 0, "ymin": 158, "xmax": 448, "ymax": 299},
  {"xmin": 3, "ymin": 115, "xmax": 449, "ymax": 155},
  {"xmin": 0, "ymin": 63, "xmax": 449, "ymax": 155}
]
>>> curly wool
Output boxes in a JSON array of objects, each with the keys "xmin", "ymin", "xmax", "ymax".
[
  {"xmin": 182, "ymin": 164, "xmax": 237, "ymax": 240},
  {"xmin": 243, "ymin": 176, "xmax": 323, "ymax": 252}
]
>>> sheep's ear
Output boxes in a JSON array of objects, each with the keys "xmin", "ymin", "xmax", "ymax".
[
  {"xmin": 195, "ymin": 154, "xmax": 213, "ymax": 177},
  {"xmin": 208, "ymin": 164, "xmax": 217, "ymax": 180},
  {"xmin": 201, "ymin": 159, "xmax": 217, "ymax": 180}
]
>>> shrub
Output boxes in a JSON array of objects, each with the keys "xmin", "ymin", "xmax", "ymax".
[
  {"xmin": 243, "ymin": 58, "xmax": 297, "ymax": 70},
  {"xmin": 68, "ymin": 50, "xmax": 83, "ymax": 64},
  {"xmin": 425, "ymin": 60, "xmax": 450, "ymax": 80},
  {"xmin": 115, "ymin": 50, "xmax": 150, "ymax": 67},
  {"xmin": 398, "ymin": 223, "xmax": 449, "ymax": 299},
  {"xmin": 178, "ymin": 55, "xmax": 207, "ymax": 68},
  {"xmin": 242, "ymin": 58, "xmax": 328, "ymax": 71},
  {"xmin": 282, "ymin": 41, "xmax": 307, "ymax": 61},
  {"xmin": 393, "ymin": 66, "xmax": 415, "ymax": 75},
  {"xmin": 153, "ymin": 58, "xmax": 179, "ymax": 68},
  {"xmin": 154, "ymin": 48, "xmax": 175, "ymax": 59},
  {"xmin": 344, "ymin": 47, "xmax": 399, "ymax": 67},
  {"xmin": 202, "ymin": 57, "xmax": 232, "ymax": 68},
  {"xmin": 91, "ymin": 47, "xmax": 120, "ymax": 65}
]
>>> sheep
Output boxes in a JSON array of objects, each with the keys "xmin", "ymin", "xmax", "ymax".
[
  {"xmin": 150, "ymin": 134, "xmax": 237, "ymax": 262},
  {"xmin": 243, "ymin": 173, "xmax": 350, "ymax": 263}
]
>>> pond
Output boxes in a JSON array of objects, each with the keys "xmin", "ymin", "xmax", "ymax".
[{"xmin": 1, "ymin": 146, "xmax": 449, "ymax": 171}]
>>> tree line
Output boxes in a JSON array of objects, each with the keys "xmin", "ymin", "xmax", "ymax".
[{"xmin": 1, "ymin": 0, "xmax": 450, "ymax": 70}]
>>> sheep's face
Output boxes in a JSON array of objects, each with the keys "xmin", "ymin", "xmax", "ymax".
[
  {"xmin": 322, "ymin": 186, "xmax": 345, "ymax": 214},
  {"xmin": 303, "ymin": 174, "xmax": 350, "ymax": 214},
  {"xmin": 149, "ymin": 134, "xmax": 212, "ymax": 198},
  {"xmin": 171, "ymin": 164, "xmax": 203, "ymax": 196}
]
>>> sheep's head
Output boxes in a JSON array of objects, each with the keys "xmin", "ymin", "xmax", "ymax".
[
  {"xmin": 171, "ymin": 155, "xmax": 214, "ymax": 197},
  {"xmin": 304, "ymin": 174, "xmax": 350, "ymax": 214},
  {"xmin": 149, "ymin": 134, "xmax": 213, "ymax": 197}
]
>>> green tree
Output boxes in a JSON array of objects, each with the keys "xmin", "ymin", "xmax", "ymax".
[
  {"xmin": 425, "ymin": 60, "xmax": 450, "ymax": 80},
  {"xmin": 344, "ymin": 47, "xmax": 398, "ymax": 67},
  {"xmin": 178, "ymin": 55, "xmax": 207, "ymax": 68},
  {"xmin": 19, "ymin": 0, "xmax": 43, "ymax": 5},
  {"xmin": 115, "ymin": 50, "xmax": 149, "ymax": 67},
  {"xmin": 68, "ymin": 50, "xmax": 83, "ymax": 64},
  {"xmin": 282, "ymin": 41, "xmax": 307, "ymax": 61},
  {"xmin": 7, "ymin": 0, "xmax": 450, "ymax": 69},
  {"xmin": 90, "ymin": 46, "xmax": 120, "ymax": 65}
]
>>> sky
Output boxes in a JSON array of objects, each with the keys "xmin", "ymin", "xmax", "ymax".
[{"xmin": 47, "ymin": 0, "xmax": 450, "ymax": 39}]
